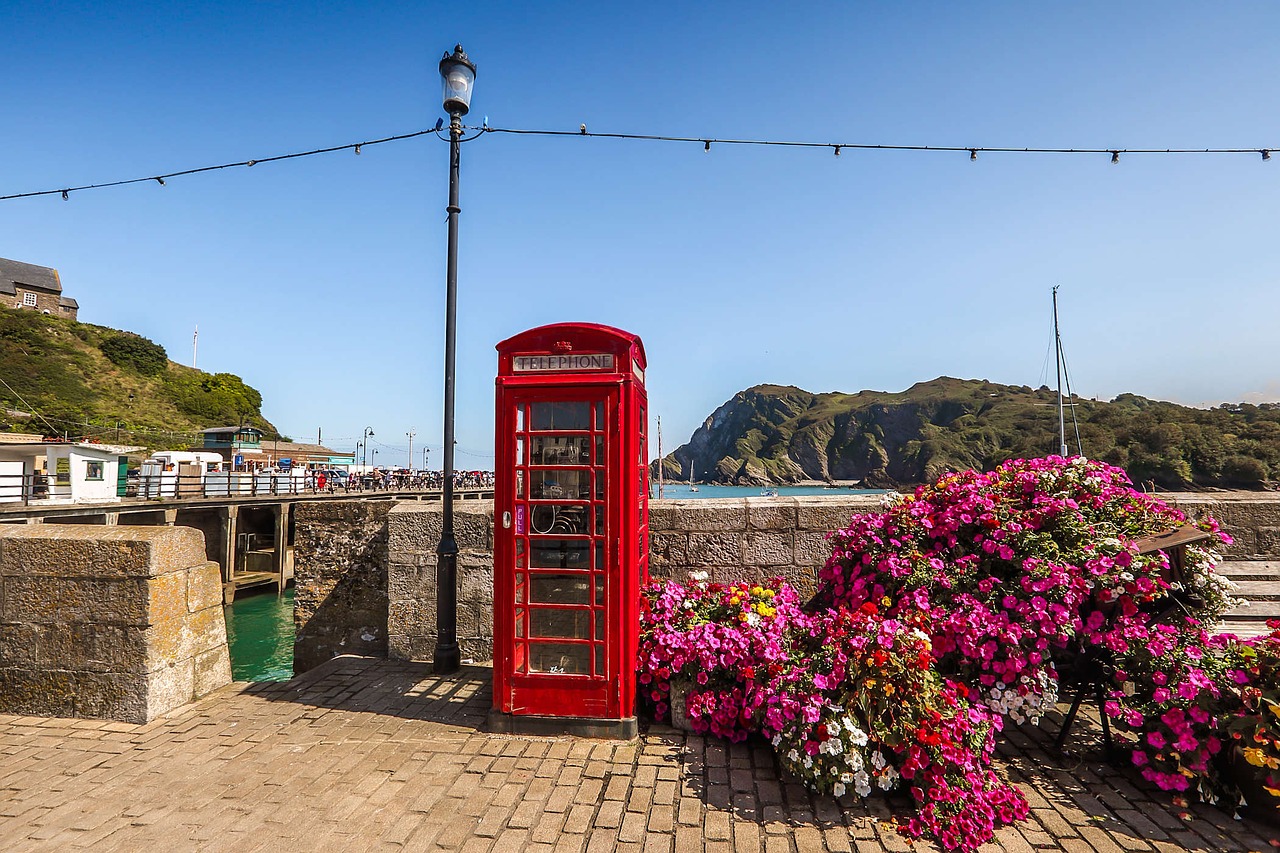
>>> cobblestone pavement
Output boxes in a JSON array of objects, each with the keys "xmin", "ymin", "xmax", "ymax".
[{"xmin": 0, "ymin": 656, "xmax": 1276, "ymax": 852}]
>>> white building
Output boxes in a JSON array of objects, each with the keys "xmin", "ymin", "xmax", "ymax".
[{"xmin": 0, "ymin": 440, "xmax": 142, "ymax": 504}]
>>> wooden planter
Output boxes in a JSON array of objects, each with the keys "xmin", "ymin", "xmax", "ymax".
[{"xmin": 1223, "ymin": 747, "xmax": 1280, "ymax": 827}]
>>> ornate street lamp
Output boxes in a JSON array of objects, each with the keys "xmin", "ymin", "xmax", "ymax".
[
  {"xmin": 362, "ymin": 426, "xmax": 375, "ymax": 470},
  {"xmin": 433, "ymin": 44, "xmax": 476, "ymax": 674}
]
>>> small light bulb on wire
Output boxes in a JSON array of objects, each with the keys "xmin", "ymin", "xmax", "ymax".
[
  {"xmin": 1263, "ymin": 150, "xmax": 1271, "ymax": 161},
  {"xmin": 354, "ymin": 144, "xmax": 362, "ymax": 155},
  {"xmin": 970, "ymin": 149, "xmax": 978, "ymax": 161},
  {"xmin": 61, "ymin": 190, "xmax": 69, "ymax": 201},
  {"xmin": 155, "ymin": 177, "xmax": 165, "ymax": 186},
  {"xmin": 1111, "ymin": 151, "xmax": 1120, "ymax": 164},
  {"xmin": 704, "ymin": 140, "xmax": 711, "ymax": 152},
  {"xmin": 833, "ymin": 146, "xmax": 840, "ymax": 156}
]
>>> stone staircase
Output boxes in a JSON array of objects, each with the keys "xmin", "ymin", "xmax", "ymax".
[{"xmin": 1217, "ymin": 560, "xmax": 1280, "ymax": 639}]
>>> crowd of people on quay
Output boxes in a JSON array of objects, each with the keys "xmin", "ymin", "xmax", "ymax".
[{"xmin": 308, "ymin": 468, "xmax": 494, "ymax": 493}]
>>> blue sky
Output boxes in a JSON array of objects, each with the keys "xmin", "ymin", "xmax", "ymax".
[{"xmin": 3, "ymin": 2, "xmax": 1278, "ymax": 466}]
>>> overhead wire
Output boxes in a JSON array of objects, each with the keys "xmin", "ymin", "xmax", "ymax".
[{"xmin": 2, "ymin": 124, "xmax": 1275, "ymax": 203}]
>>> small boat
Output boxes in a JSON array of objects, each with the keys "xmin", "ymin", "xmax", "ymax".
[
  {"xmin": 760, "ymin": 486, "xmax": 779, "ymax": 497},
  {"xmin": 688, "ymin": 463, "xmax": 698, "ymax": 492}
]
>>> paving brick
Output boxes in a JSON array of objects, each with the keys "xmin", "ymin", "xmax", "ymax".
[{"xmin": 0, "ymin": 657, "xmax": 1272, "ymax": 853}]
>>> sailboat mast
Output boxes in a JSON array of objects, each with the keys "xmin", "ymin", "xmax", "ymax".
[
  {"xmin": 656, "ymin": 415, "xmax": 664, "ymax": 499},
  {"xmin": 1053, "ymin": 286, "xmax": 1068, "ymax": 457}
]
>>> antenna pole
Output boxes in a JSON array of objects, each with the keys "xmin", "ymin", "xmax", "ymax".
[
  {"xmin": 192, "ymin": 325, "xmax": 198, "ymax": 369},
  {"xmin": 657, "ymin": 415, "xmax": 664, "ymax": 499},
  {"xmin": 1053, "ymin": 286, "xmax": 1068, "ymax": 457}
]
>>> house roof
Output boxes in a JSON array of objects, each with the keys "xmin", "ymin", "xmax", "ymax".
[
  {"xmin": 201, "ymin": 426, "xmax": 265, "ymax": 435},
  {"xmin": 0, "ymin": 257, "xmax": 62, "ymax": 295}
]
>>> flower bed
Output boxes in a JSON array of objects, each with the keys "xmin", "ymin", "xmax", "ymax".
[{"xmin": 638, "ymin": 456, "xmax": 1272, "ymax": 850}]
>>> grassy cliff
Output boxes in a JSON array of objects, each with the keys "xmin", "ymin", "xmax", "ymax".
[
  {"xmin": 660, "ymin": 377, "xmax": 1280, "ymax": 490},
  {"xmin": 0, "ymin": 306, "xmax": 279, "ymax": 449}
]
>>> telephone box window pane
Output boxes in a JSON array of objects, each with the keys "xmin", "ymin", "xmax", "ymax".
[
  {"xmin": 516, "ymin": 470, "xmax": 524, "ymax": 498},
  {"xmin": 530, "ymin": 643, "xmax": 591, "ymax": 674},
  {"xmin": 530, "ymin": 608, "xmax": 591, "ymax": 639},
  {"xmin": 594, "ymin": 542, "xmax": 605, "ymax": 570},
  {"xmin": 594, "ymin": 505, "xmax": 604, "ymax": 535},
  {"xmin": 530, "ymin": 573, "xmax": 591, "ymax": 605},
  {"xmin": 516, "ymin": 538, "xmax": 526, "ymax": 567},
  {"xmin": 515, "ymin": 573, "xmax": 526, "ymax": 603},
  {"xmin": 514, "ymin": 644, "xmax": 528, "ymax": 673},
  {"xmin": 594, "ymin": 437, "xmax": 605, "ymax": 466},
  {"xmin": 531, "ymin": 402, "xmax": 590, "ymax": 431},
  {"xmin": 515, "ymin": 608, "xmax": 525, "ymax": 638},
  {"xmin": 515, "ymin": 438, "xmax": 525, "ymax": 465},
  {"xmin": 530, "ymin": 539, "xmax": 590, "ymax": 569},
  {"xmin": 594, "ymin": 646, "xmax": 604, "ymax": 677},
  {"xmin": 530, "ymin": 503, "xmax": 589, "ymax": 536},
  {"xmin": 516, "ymin": 405, "xmax": 524, "ymax": 432},
  {"xmin": 530, "ymin": 469, "xmax": 590, "ymax": 499},
  {"xmin": 594, "ymin": 610, "xmax": 605, "ymax": 640},
  {"xmin": 594, "ymin": 575, "xmax": 605, "ymax": 605},
  {"xmin": 531, "ymin": 435, "xmax": 590, "ymax": 465},
  {"xmin": 594, "ymin": 401, "xmax": 605, "ymax": 430},
  {"xmin": 594, "ymin": 469, "xmax": 604, "ymax": 499}
]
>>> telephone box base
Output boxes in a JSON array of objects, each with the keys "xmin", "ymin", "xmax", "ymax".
[{"xmin": 486, "ymin": 709, "xmax": 637, "ymax": 740}]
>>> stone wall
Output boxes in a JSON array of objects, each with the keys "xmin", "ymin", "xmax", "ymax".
[
  {"xmin": 0, "ymin": 524, "xmax": 230, "ymax": 723},
  {"xmin": 292, "ymin": 499, "xmax": 392, "ymax": 673},
  {"xmin": 289, "ymin": 492, "xmax": 1280, "ymax": 669},
  {"xmin": 386, "ymin": 502, "xmax": 495, "ymax": 665},
  {"xmin": 647, "ymin": 496, "xmax": 882, "ymax": 599},
  {"xmin": 1165, "ymin": 494, "xmax": 1280, "ymax": 559}
]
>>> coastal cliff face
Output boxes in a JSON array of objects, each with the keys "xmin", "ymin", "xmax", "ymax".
[{"xmin": 656, "ymin": 377, "xmax": 1280, "ymax": 490}]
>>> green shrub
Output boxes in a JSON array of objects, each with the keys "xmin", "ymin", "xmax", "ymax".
[{"xmin": 100, "ymin": 334, "xmax": 168, "ymax": 376}]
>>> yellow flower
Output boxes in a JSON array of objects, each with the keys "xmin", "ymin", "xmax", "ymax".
[
  {"xmin": 751, "ymin": 586, "xmax": 764, "ymax": 597},
  {"xmin": 737, "ymin": 612, "xmax": 749, "ymax": 623},
  {"xmin": 764, "ymin": 589, "xmax": 775, "ymax": 599},
  {"xmin": 1244, "ymin": 747, "xmax": 1266, "ymax": 767},
  {"xmin": 881, "ymin": 596, "xmax": 892, "ymax": 608}
]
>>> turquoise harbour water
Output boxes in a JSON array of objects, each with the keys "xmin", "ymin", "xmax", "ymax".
[
  {"xmin": 225, "ymin": 588, "xmax": 295, "ymax": 682},
  {"xmin": 653, "ymin": 484, "xmax": 886, "ymax": 499}
]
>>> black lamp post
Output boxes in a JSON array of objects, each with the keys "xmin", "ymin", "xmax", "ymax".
[
  {"xmin": 362, "ymin": 426, "xmax": 375, "ymax": 470},
  {"xmin": 434, "ymin": 43, "xmax": 476, "ymax": 674}
]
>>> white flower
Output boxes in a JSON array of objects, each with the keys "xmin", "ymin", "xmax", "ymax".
[
  {"xmin": 833, "ymin": 782, "xmax": 846, "ymax": 797},
  {"xmin": 689, "ymin": 571, "xmax": 709, "ymax": 583}
]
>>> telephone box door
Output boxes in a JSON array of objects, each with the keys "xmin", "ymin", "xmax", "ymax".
[{"xmin": 497, "ymin": 388, "xmax": 620, "ymax": 718}]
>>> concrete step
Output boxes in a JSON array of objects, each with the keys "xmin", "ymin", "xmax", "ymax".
[
  {"xmin": 1224, "ymin": 579, "xmax": 1280, "ymax": 600},
  {"xmin": 1219, "ymin": 620, "xmax": 1272, "ymax": 640},
  {"xmin": 1217, "ymin": 560, "xmax": 1280, "ymax": 577}
]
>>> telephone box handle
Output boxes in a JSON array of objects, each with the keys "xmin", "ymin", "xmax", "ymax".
[{"xmin": 502, "ymin": 511, "xmax": 512, "ymax": 529}]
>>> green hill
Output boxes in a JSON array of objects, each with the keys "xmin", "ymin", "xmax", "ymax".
[
  {"xmin": 0, "ymin": 305, "xmax": 280, "ymax": 449},
  {"xmin": 657, "ymin": 377, "xmax": 1280, "ymax": 490}
]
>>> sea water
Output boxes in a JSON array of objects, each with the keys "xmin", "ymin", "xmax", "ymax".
[{"xmin": 225, "ymin": 588, "xmax": 295, "ymax": 681}]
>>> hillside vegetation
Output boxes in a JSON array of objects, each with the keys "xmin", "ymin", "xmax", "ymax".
[
  {"xmin": 0, "ymin": 306, "xmax": 279, "ymax": 449},
  {"xmin": 657, "ymin": 377, "xmax": 1280, "ymax": 490}
]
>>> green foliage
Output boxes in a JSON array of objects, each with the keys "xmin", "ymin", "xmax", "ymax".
[
  {"xmin": 163, "ymin": 371, "xmax": 264, "ymax": 425},
  {"xmin": 664, "ymin": 377, "xmax": 1280, "ymax": 490},
  {"xmin": 0, "ymin": 305, "xmax": 277, "ymax": 449},
  {"xmin": 99, "ymin": 333, "xmax": 168, "ymax": 376}
]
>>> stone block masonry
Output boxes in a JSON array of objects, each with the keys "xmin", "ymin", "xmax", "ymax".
[
  {"xmin": 288, "ymin": 491, "xmax": 1280, "ymax": 670},
  {"xmin": 0, "ymin": 524, "xmax": 231, "ymax": 723},
  {"xmin": 292, "ymin": 499, "xmax": 393, "ymax": 673}
]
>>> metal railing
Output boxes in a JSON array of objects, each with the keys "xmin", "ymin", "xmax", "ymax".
[{"xmin": 0, "ymin": 471, "xmax": 496, "ymax": 505}]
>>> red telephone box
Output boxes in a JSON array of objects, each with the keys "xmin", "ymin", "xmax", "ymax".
[{"xmin": 489, "ymin": 323, "xmax": 649, "ymax": 738}]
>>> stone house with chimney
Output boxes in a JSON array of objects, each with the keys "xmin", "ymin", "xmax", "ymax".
[{"xmin": 0, "ymin": 257, "xmax": 78, "ymax": 320}]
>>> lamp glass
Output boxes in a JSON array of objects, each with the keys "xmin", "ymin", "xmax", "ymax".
[{"xmin": 441, "ymin": 63, "xmax": 475, "ymax": 115}]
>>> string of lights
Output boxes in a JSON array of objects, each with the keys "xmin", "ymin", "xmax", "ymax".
[
  {"xmin": 2, "ymin": 124, "xmax": 1274, "ymax": 203},
  {"xmin": 0, "ymin": 128, "xmax": 439, "ymax": 202}
]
